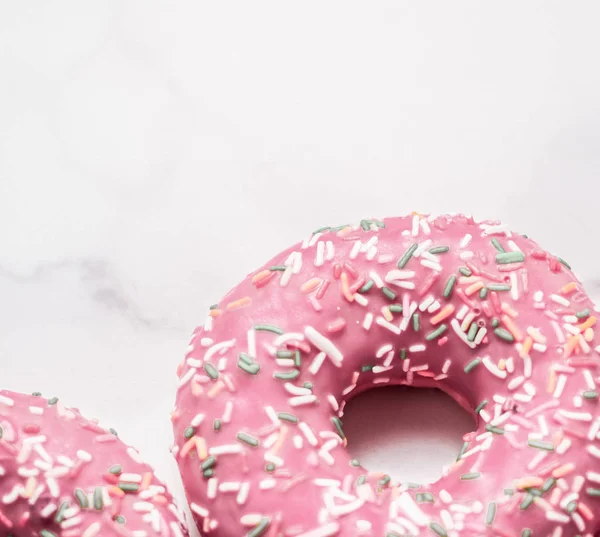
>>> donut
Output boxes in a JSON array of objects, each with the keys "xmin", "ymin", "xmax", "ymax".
[
  {"xmin": 0, "ymin": 390, "xmax": 188, "ymax": 537},
  {"xmin": 172, "ymin": 213, "xmax": 600, "ymax": 537}
]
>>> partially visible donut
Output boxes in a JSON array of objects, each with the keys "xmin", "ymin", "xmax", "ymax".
[
  {"xmin": 173, "ymin": 213, "xmax": 600, "ymax": 537},
  {"xmin": 0, "ymin": 390, "xmax": 188, "ymax": 537}
]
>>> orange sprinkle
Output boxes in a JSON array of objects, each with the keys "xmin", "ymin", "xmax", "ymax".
[
  {"xmin": 560, "ymin": 282, "xmax": 578, "ymax": 295},
  {"xmin": 563, "ymin": 335, "xmax": 580, "ymax": 358},
  {"xmin": 498, "ymin": 358, "xmax": 506, "ymax": 371},
  {"xmin": 108, "ymin": 485, "xmax": 125, "ymax": 498},
  {"xmin": 209, "ymin": 309, "xmax": 223, "ymax": 318},
  {"xmin": 226, "ymin": 296, "xmax": 252, "ymax": 310},
  {"xmin": 465, "ymin": 281, "xmax": 485, "ymax": 296},
  {"xmin": 527, "ymin": 327, "xmax": 547, "ymax": 344},
  {"xmin": 519, "ymin": 336, "xmax": 533, "ymax": 359},
  {"xmin": 502, "ymin": 315, "xmax": 524, "ymax": 342},
  {"xmin": 152, "ymin": 494, "xmax": 168, "ymax": 505},
  {"xmin": 501, "ymin": 303, "xmax": 519, "ymax": 318},
  {"xmin": 269, "ymin": 425, "xmax": 289, "ymax": 456},
  {"xmin": 381, "ymin": 306, "xmax": 393, "ymax": 322},
  {"xmin": 340, "ymin": 272, "xmax": 355, "ymax": 302},
  {"xmin": 547, "ymin": 368, "xmax": 557, "ymax": 394},
  {"xmin": 584, "ymin": 327, "xmax": 594, "ymax": 342},
  {"xmin": 176, "ymin": 362, "xmax": 183, "ymax": 377},
  {"xmin": 514, "ymin": 477, "xmax": 544, "ymax": 489},
  {"xmin": 431, "ymin": 304, "xmax": 455, "ymax": 325},
  {"xmin": 578, "ymin": 316, "xmax": 597, "ymax": 333},
  {"xmin": 301, "ymin": 278, "xmax": 322, "ymax": 294},
  {"xmin": 179, "ymin": 437, "xmax": 198, "ymax": 458},
  {"xmin": 207, "ymin": 380, "xmax": 226, "ymax": 399},
  {"xmin": 140, "ymin": 472, "xmax": 153, "ymax": 491},
  {"xmin": 552, "ymin": 462, "xmax": 575, "ymax": 479},
  {"xmin": 196, "ymin": 437, "xmax": 208, "ymax": 459},
  {"xmin": 578, "ymin": 501, "xmax": 594, "ymax": 521},
  {"xmin": 252, "ymin": 270, "xmax": 271, "ymax": 284}
]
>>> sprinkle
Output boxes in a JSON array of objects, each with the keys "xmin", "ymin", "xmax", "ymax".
[
  {"xmin": 527, "ymin": 439, "xmax": 554, "ymax": 451},
  {"xmin": 426, "ymin": 324, "xmax": 447, "ymax": 341},
  {"xmin": 429, "ymin": 522, "xmax": 448, "ymax": 537},
  {"xmin": 464, "ymin": 358, "xmax": 481, "ymax": 373},
  {"xmin": 254, "ymin": 324, "xmax": 284, "ymax": 335},
  {"xmin": 485, "ymin": 502, "xmax": 496, "ymax": 526},
  {"xmin": 461, "ymin": 472, "xmax": 481, "ymax": 480},
  {"xmin": 203, "ymin": 363, "xmax": 219, "ymax": 380},
  {"xmin": 359, "ymin": 280, "xmax": 374, "ymax": 293},
  {"xmin": 331, "ymin": 417, "xmax": 345, "ymax": 439},
  {"xmin": 494, "ymin": 328, "xmax": 515, "ymax": 342},
  {"xmin": 304, "ymin": 326, "xmax": 343, "ymax": 365},
  {"xmin": 491, "ymin": 238, "xmax": 505, "ymax": 252},
  {"xmin": 382, "ymin": 287, "xmax": 397, "ymax": 300},
  {"xmin": 496, "ymin": 251, "xmax": 525, "ymax": 264},
  {"xmin": 238, "ymin": 361, "xmax": 260, "ymax": 375},
  {"xmin": 429, "ymin": 246, "xmax": 450, "ymax": 255},
  {"xmin": 236, "ymin": 432, "xmax": 260, "ymax": 447},
  {"xmin": 443, "ymin": 276, "xmax": 457, "ymax": 298},
  {"xmin": 475, "ymin": 400, "xmax": 488, "ymax": 413},
  {"xmin": 278, "ymin": 413, "xmax": 298, "ymax": 424},
  {"xmin": 397, "ymin": 243, "xmax": 418, "ymax": 268},
  {"xmin": 248, "ymin": 518, "xmax": 271, "ymax": 537},
  {"xmin": 273, "ymin": 369, "xmax": 300, "ymax": 380}
]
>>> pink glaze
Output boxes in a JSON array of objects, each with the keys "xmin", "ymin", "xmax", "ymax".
[
  {"xmin": 173, "ymin": 214, "xmax": 600, "ymax": 537},
  {"xmin": 0, "ymin": 390, "xmax": 188, "ymax": 537}
]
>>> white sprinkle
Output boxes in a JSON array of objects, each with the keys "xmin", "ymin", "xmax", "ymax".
[
  {"xmin": 200, "ymin": 337, "xmax": 213, "ymax": 347},
  {"xmin": 547, "ymin": 511, "xmax": 570, "ymax": 524},
  {"xmin": 369, "ymin": 270, "xmax": 384, "ymax": 288},
  {"xmin": 508, "ymin": 376, "xmax": 524, "ymax": 391},
  {"xmin": 386, "ymin": 269, "xmax": 416, "ymax": 282},
  {"xmin": 327, "ymin": 394, "xmax": 339, "ymax": 412},
  {"xmin": 411, "ymin": 215, "xmax": 420, "ymax": 236},
  {"xmin": 325, "ymin": 241, "xmax": 334, "ymax": 260},
  {"xmin": 419, "ymin": 296, "xmax": 435, "ymax": 312},
  {"xmin": 456, "ymin": 305, "xmax": 469, "ymax": 321},
  {"xmin": 510, "ymin": 272, "xmax": 519, "ymax": 300},
  {"xmin": 459, "ymin": 251, "xmax": 474, "ymax": 260},
  {"xmin": 442, "ymin": 359, "xmax": 452, "ymax": 374},
  {"xmin": 39, "ymin": 502, "xmax": 57, "ymax": 518},
  {"xmin": 295, "ymin": 522, "xmax": 340, "ymax": 537},
  {"xmin": 451, "ymin": 319, "xmax": 476, "ymax": 348},
  {"xmin": 408, "ymin": 344, "xmax": 426, "ymax": 353},
  {"xmin": 474, "ymin": 327, "xmax": 487, "ymax": 345},
  {"xmin": 209, "ymin": 444, "xmax": 243, "ymax": 456},
  {"xmin": 350, "ymin": 240, "xmax": 362, "ymax": 259},
  {"xmin": 439, "ymin": 490, "xmax": 453, "ymax": 503},
  {"xmin": 376, "ymin": 343, "xmax": 393, "ymax": 358},
  {"xmin": 363, "ymin": 312, "xmax": 374, "ymax": 330},
  {"xmin": 305, "ymin": 326, "xmax": 343, "ymax": 365},
  {"xmin": 0, "ymin": 395, "xmax": 15, "ymax": 406},
  {"xmin": 299, "ymin": 422, "xmax": 319, "ymax": 446},
  {"xmin": 553, "ymin": 374, "xmax": 567, "ymax": 398},
  {"xmin": 420, "ymin": 218, "xmax": 431, "ymax": 235},
  {"xmin": 481, "ymin": 356, "xmax": 507, "ymax": 379},
  {"xmin": 204, "ymin": 339, "xmax": 235, "ymax": 362},
  {"xmin": 29, "ymin": 406, "xmax": 43, "ymax": 416},
  {"xmin": 420, "ymin": 259, "xmax": 442, "ymax": 272},
  {"xmin": 222, "ymin": 401, "xmax": 233, "ymax": 423},
  {"xmin": 190, "ymin": 502, "xmax": 209, "ymax": 518},
  {"xmin": 309, "ymin": 352, "xmax": 327, "ymax": 375},
  {"xmin": 551, "ymin": 294, "xmax": 570, "ymax": 307},
  {"xmin": 289, "ymin": 394, "xmax": 318, "ymax": 407},
  {"xmin": 414, "ymin": 240, "xmax": 432, "ymax": 257},
  {"xmin": 559, "ymin": 410, "xmax": 592, "ymax": 421},
  {"xmin": 588, "ymin": 445, "xmax": 600, "ymax": 459},
  {"xmin": 354, "ymin": 293, "xmax": 368, "ymax": 306},
  {"xmin": 285, "ymin": 383, "xmax": 312, "ymax": 396},
  {"xmin": 556, "ymin": 438, "xmax": 572, "ymax": 455},
  {"xmin": 375, "ymin": 317, "xmax": 401, "ymax": 335},
  {"xmin": 460, "ymin": 234, "xmax": 472, "ymax": 248},
  {"xmin": 264, "ymin": 406, "xmax": 279, "ymax": 425},
  {"xmin": 395, "ymin": 492, "xmax": 429, "ymax": 526},
  {"xmin": 587, "ymin": 418, "xmax": 600, "ymax": 440},
  {"xmin": 191, "ymin": 413, "xmax": 205, "ymax": 427}
]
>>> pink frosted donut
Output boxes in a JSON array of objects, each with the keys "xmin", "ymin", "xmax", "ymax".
[
  {"xmin": 0, "ymin": 390, "xmax": 188, "ymax": 537},
  {"xmin": 172, "ymin": 214, "xmax": 600, "ymax": 537}
]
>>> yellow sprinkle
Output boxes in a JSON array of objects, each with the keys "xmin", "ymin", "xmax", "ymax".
[{"xmin": 381, "ymin": 306, "xmax": 393, "ymax": 322}]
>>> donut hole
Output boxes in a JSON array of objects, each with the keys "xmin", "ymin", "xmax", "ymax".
[{"xmin": 342, "ymin": 386, "xmax": 475, "ymax": 485}]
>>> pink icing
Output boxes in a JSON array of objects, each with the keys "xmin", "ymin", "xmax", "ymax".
[
  {"xmin": 173, "ymin": 214, "xmax": 600, "ymax": 537},
  {"xmin": 0, "ymin": 390, "xmax": 188, "ymax": 537}
]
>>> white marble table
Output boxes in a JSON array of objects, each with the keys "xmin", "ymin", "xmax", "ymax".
[{"xmin": 1, "ymin": 1, "xmax": 600, "ymax": 525}]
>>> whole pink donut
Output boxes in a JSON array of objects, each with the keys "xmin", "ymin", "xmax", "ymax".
[
  {"xmin": 172, "ymin": 214, "xmax": 600, "ymax": 537},
  {"xmin": 0, "ymin": 390, "xmax": 188, "ymax": 537}
]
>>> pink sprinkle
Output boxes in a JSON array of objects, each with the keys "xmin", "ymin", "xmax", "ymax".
[
  {"xmin": 437, "ymin": 336, "xmax": 449, "ymax": 346},
  {"xmin": 316, "ymin": 279, "xmax": 331, "ymax": 299}
]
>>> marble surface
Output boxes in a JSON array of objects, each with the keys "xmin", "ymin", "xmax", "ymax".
[{"xmin": 1, "ymin": 1, "xmax": 600, "ymax": 529}]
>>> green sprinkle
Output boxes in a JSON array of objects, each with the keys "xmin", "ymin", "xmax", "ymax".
[
  {"xmin": 265, "ymin": 463, "xmax": 275, "ymax": 472},
  {"xmin": 496, "ymin": 251, "xmax": 525, "ymax": 264},
  {"xmin": 109, "ymin": 464, "xmax": 123, "ymax": 475},
  {"xmin": 209, "ymin": 303, "xmax": 219, "ymax": 310},
  {"xmin": 576, "ymin": 308, "xmax": 591, "ymax": 319},
  {"xmin": 201, "ymin": 456, "xmax": 216, "ymax": 470},
  {"xmin": 397, "ymin": 243, "xmax": 418, "ymax": 269},
  {"xmin": 389, "ymin": 304, "xmax": 403, "ymax": 313},
  {"xmin": 331, "ymin": 417, "xmax": 345, "ymax": 439},
  {"xmin": 583, "ymin": 390, "xmax": 599, "ymax": 400},
  {"xmin": 558, "ymin": 257, "xmax": 571, "ymax": 269},
  {"xmin": 303, "ymin": 381, "xmax": 313, "ymax": 389},
  {"xmin": 238, "ymin": 361, "xmax": 260, "ymax": 375},
  {"xmin": 239, "ymin": 352, "xmax": 255, "ymax": 364},
  {"xmin": 275, "ymin": 350, "xmax": 293, "ymax": 359},
  {"xmin": 254, "ymin": 324, "xmax": 284, "ymax": 335},
  {"xmin": 464, "ymin": 358, "xmax": 481, "ymax": 373},
  {"xmin": 529, "ymin": 488, "xmax": 542, "ymax": 497},
  {"xmin": 47, "ymin": 397, "xmax": 59, "ymax": 405},
  {"xmin": 94, "ymin": 487, "xmax": 103, "ymax": 509},
  {"xmin": 312, "ymin": 225, "xmax": 331, "ymax": 234},
  {"xmin": 491, "ymin": 318, "xmax": 500, "ymax": 328},
  {"xmin": 386, "ymin": 533, "xmax": 401, "ymax": 537},
  {"xmin": 429, "ymin": 246, "xmax": 450, "ymax": 255},
  {"xmin": 361, "ymin": 364, "xmax": 374, "ymax": 372},
  {"xmin": 294, "ymin": 350, "xmax": 301, "ymax": 367},
  {"xmin": 457, "ymin": 441, "xmax": 469, "ymax": 460},
  {"xmin": 0, "ymin": 426, "xmax": 2, "ymax": 439},
  {"xmin": 443, "ymin": 275, "xmax": 457, "ymax": 298},
  {"xmin": 586, "ymin": 488, "xmax": 600, "ymax": 497},
  {"xmin": 459, "ymin": 267, "xmax": 472, "ymax": 277},
  {"xmin": 213, "ymin": 419, "xmax": 221, "ymax": 431},
  {"xmin": 55, "ymin": 501, "xmax": 69, "ymax": 523},
  {"xmin": 467, "ymin": 322, "xmax": 479, "ymax": 342},
  {"xmin": 330, "ymin": 224, "xmax": 349, "ymax": 232},
  {"xmin": 115, "ymin": 515, "xmax": 126, "ymax": 524},
  {"xmin": 248, "ymin": 518, "xmax": 271, "ymax": 537},
  {"xmin": 494, "ymin": 327, "xmax": 515, "ymax": 342},
  {"xmin": 504, "ymin": 489, "xmax": 515, "ymax": 496},
  {"xmin": 485, "ymin": 424, "xmax": 504, "ymax": 435},
  {"xmin": 32, "ymin": 391, "xmax": 42, "ymax": 397},
  {"xmin": 491, "ymin": 238, "xmax": 506, "ymax": 252},
  {"xmin": 520, "ymin": 493, "xmax": 534, "ymax": 510},
  {"xmin": 184, "ymin": 426, "xmax": 195, "ymax": 439},
  {"xmin": 429, "ymin": 522, "xmax": 448, "ymax": 537},
  {"xmin": 416, "ymin": 492, "xmax": 434, "ymax": 503},
  {"xmin": 203, "ymin": 468, "xmax": 214, "ymax": 478},
  {"xmin": 357, "ymin": 475, "xmax": 367, "ymax": 486},
  {"xmin": 109, "ymin": 428, "xmax": 118, "ymax": 437},
  {"xmin": 527, "ymin": 439, "xmax": 554, "ymax": 451},
  {"xmin": 237, "ymin": 432, "xmax": 260, "ymax": 447},
  {"xmin": 118, "ymin": 483, "xmax": 140, "ymax": 493},
  {"xmin": 382, "ymin": 286, "xmax": 397, "ymax": 300},
  {"xmin": 358, "ymin": 280, "xmax": 374, "ymax": 293},
  {"xmin": 399, "ymin": 349, "xmax": 407, "ymax": 360},
  {"xmin": 522, "ymin": 529, "xmax": 532, "ymax": 537},
  {"xmin": 379, "ymin": 474, "xmax": 391, "ymax": 487},
  {"xmin": 413, "ymin": 313, "xmax": 420, "ymax": 332},
  {"xmin": 566, "ymin": 500, "xmax": 578, "ymax": 513},
  {"xmin": 350, "ymin": 459, "xmax": 361, "ymax": 467},
  {"xmin": 488, "ymin": 284, "xmax": 511, "ymax": 292},
  {"xmin": 41, "ymin": 532, "xmax": 57, "ymax": 537},
  {"xmin": 541, "ymin": 477, "xmax": 556, "ymax": 493},
  {"xmin": 273, "ymin": 369, "xmax": 300, "ymax": 380},
  {"xmin": 479, "ymin": 287, "xmax": 489, "ymax": 299},
  {"xmin": 475, "ymin": 400, "xmax": 488, "ymax": 413},
  {"xmin": 461, "ymin": 472, "xmax": 481, "ymax": 480},
  {"xmin": 74, "ymin": 488, "xmax": 88, "ymax": 508},
  {"xmin": 407, "ymin": 482, "xmax": 421, "ymax": 489},
  {"xmin": 269, "ymin": 265, "xmax": 287, "ymax": 271},
  {"xmin": 360, "ymin": 219, "xmax": 371, "ymax": 230},
  {"xmin": 278, "ymin": 412, "xmax": 298, "ymax": 423},
  {"xmin": 426, "ymin": 324, "xmax": 447, "ymax": 341},
  {"xmin": 485, "ymin": 502, "xmax": 496, "ymax": 526}
]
